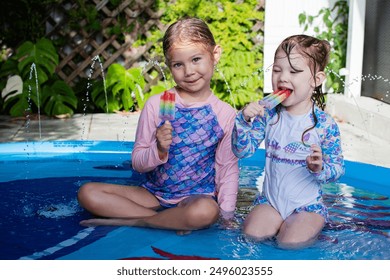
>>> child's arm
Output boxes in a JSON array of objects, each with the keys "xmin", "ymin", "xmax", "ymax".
[
  {"xmin": 213, "ymin": 107, "xmax": 239, "ymax": 219},
  {"xmin": 132, "ymin": 95, "xmax": 168, "ymax": 173},
  {"xmin": 232, "ymin": 102, "xmax": 267, "ymax": 159},
  {"xmin": 309, "ymin": 117, "xmax": 345, "ymax": 183}
]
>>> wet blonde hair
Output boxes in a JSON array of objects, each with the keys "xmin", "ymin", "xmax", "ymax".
[{"xmin": 162, "ymin": 17, "xmax": 216, "ymax": 63}]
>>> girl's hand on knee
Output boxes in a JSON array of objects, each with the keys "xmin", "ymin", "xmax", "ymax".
[
  {"xmin": 219, "ymin": 216, "xmax": 240, "ymax": 230},
  {"xmin": 156, "ymin": 121, "xmax": 173, "ymax": 159},
  {"xmin": 218, "ymin": 210, "xmax": 240, "ymax": 230},
  {"xmin": 242, "ymin": 102, "xmax": 265, "ymax": 122},
  {"xmin": 306, "ymin": 144, "xmax": 323, "ymax": 173}
]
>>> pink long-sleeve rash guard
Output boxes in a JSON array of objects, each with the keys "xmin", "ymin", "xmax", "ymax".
[{"xmin": 131, "ymin": 88, "xmax": 239, "ymax": 214}]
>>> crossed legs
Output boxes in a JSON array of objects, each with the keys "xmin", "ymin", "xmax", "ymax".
[{"xmin": 77, "ymin": 182, "xmax": 219, "ymax": 232}]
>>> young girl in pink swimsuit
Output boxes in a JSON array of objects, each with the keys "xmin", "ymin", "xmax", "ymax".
[{"xmin": 77, "ymin": 17, "xmax": 239, "ymax": 234}]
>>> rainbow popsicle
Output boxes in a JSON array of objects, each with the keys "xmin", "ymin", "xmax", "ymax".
[
  {"xmin": 159, "ymin": 91, "xmax": 176, "ymax": 121},
  {"xmin": 259, "ymin": 89, "xmax": 291, "ymax": 109}
]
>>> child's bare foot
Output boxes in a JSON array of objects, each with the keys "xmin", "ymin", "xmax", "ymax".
[
  {"xmin": 80, "ymin": 218, "xmax": 110, "ymax": 227},
  {"xmin": 80, "ymin": 218, "xmax": 138, "ymax": 227}
]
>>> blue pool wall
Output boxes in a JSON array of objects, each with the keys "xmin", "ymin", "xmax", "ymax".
[{"xmin": 0, "ymin": 141, "xmax": 389, "ymax": 196}]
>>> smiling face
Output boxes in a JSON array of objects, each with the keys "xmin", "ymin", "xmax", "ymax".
[
  {"xmin": 167, "ymin": 42, "xmax": 221, "ymax": 101},
  {"xmin": 271, "ymin": 48, "xmax": 325, "ymax": 115}
]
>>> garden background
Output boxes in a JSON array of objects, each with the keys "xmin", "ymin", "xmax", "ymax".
[{"xmin": 0, "ymin": 0, "xmax": 347, "ymax": 118}]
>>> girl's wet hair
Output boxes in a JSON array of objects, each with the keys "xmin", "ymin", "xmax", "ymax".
[
  {"xmin": 274, "ymin": 35, "xmax": 331, "ymax": 145},
  {"xmin": 162, "ymin": 17, "xmax": 216, "ymax": 62},
  {"xmin": 276, "ymin": 34, "xmax": 330, "ymax": 110}
]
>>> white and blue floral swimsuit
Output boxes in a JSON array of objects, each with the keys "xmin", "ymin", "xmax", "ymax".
[{"xmin": 232, "ymin": 105, "xmax": 345, "ymax": 220}]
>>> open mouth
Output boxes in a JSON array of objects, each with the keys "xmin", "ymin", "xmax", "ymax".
[{"xmin": 279, "ymin": 87, "xmax": 293, "ymax": 94}]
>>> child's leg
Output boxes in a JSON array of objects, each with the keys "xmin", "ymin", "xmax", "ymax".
[
  {"xmin": 78, "ymin": 182, "xmax": 160, "ymax": 218},
  {"xmin": 142, "ymin": 195, "xmax": 219, "ymax": 230},
  {"xmin": 276, "ymin": 212, "xmax": 325, "ymax": 249},
  {"xmin": 242, "ymin": 204, "xmax": 283, "ymax": 241},
  {"xmin": 80, "ymin": 195, "xmax": 220, "ymax": 231}
]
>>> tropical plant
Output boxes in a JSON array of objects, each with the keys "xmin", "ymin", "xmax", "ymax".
[
  {"xmin": 91, "ymin": 63, "xmax": 166, "ymax": 112},
  {"xmin": 2, "ymin": 0, "xmax": 265, "ymax": 115},
  {"xmin": 299, "ymin": 0, "xmax": 349, "ymax": 93},
  {"xmin": 41, "ymin": 80, "xmax": 78, "ymax": 116},
  {"xmin": 0, "ymin": 38, "xmax": 77, "ymax": 117}
]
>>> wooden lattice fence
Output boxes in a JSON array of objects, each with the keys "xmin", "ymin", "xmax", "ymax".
[
  {"xmin": 46, "ymin": 0, "xmax": 166, "ymax": 89},
  {"xmin": 44, "ymin": 0, "xmax": 265, "ymax": 95}
]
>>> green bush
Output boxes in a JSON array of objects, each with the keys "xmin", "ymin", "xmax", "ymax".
[
  {"xmin": 1, "ymin": 0, "xmax": 265, "ymax": 115},
  {"xmin": 141, "ymin": 0, "xmax": 265, "ymax": 109},
  {"xmin": 0, "ymin": 38, "xmax": 77, "ymax": 117}
]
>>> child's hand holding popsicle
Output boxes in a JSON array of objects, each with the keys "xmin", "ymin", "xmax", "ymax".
[
  {"xmin": 242, "ymin": 101, "xmax": 265, "ymax": 122},
  {"xmin": 156, "ymin": 121, "xmax": 173, "ymax": 160},
  {"xmin": 259, "ymin": 89, "xmax": 291, "ymax": 109},
  {"xmin": 156, "ymin": 91, "xmax": 176, "ymax": 159},
  {"xmin": 242, "ymin": 89, "xmax": 291, "ymax": 122}
]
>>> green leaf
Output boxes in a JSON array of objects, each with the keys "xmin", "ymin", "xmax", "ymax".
[
  {"xmin": 2, "ymin": 77, "xmax": 38, "ymax": 116},
  {"xmin": 0, "ymin": 58, "xmax": 19, "ymax": 79},
  {"xmin": 5, "ymin": 95, "xmax": 30, "ymax": 117},
  {"xmin": 298, "ymin": 13, "xmax": 307, "ymax": 25},
  {"xmin": 15, "ymin": 38, "xmax": 59, "ymax": 83},
  {"xmin": 91, "ymin": 64, "xmax": 148, "ymax": 112},
  {"xmin": 41, "ymin": 80, "xmax": 77, "ymax": 116}
]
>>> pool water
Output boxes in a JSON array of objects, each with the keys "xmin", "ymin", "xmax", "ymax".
[{"xmin": 0, "ymin": 141, "xmax": 389, "ymax": 260}]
